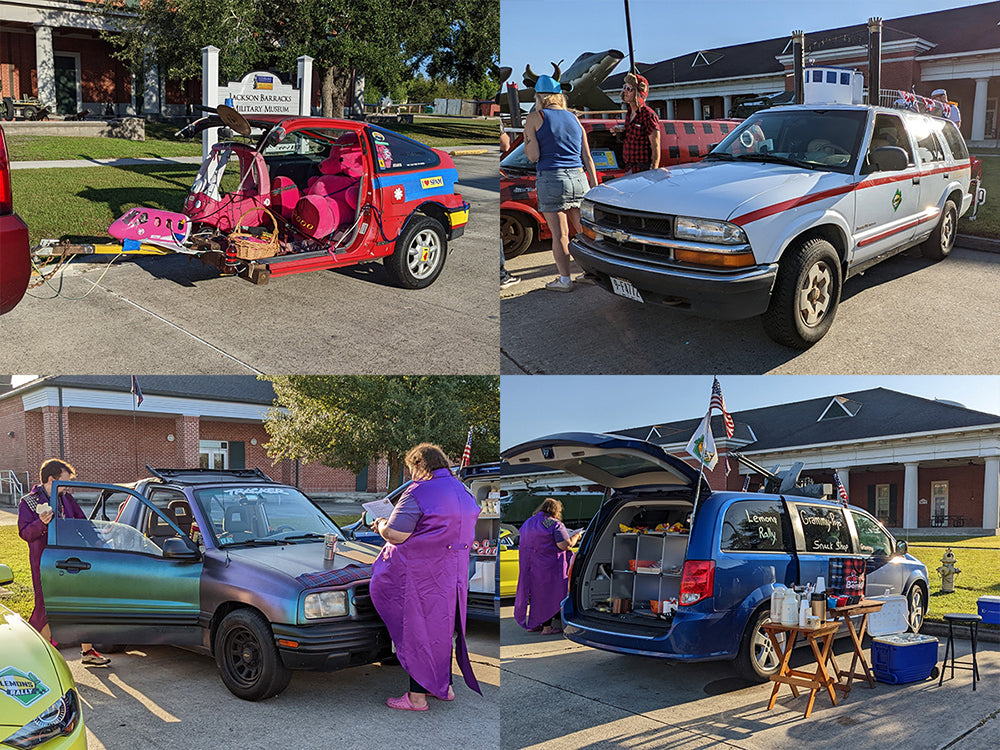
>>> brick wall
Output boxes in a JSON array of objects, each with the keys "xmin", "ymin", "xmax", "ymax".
[
  {"xmin": 55, "ymin": 35, "xmax": 132, "ymax": 104},
  {"xmin": 0, "ymin": 397, "xmax": 28, "ymax": 475},
  {"xmin": 0, "ymin": 30, "xmax": 35, "ymax": 99},
  {"xmin": 918, "ymin": 465, "xmax": 984, "ymax": 527}
]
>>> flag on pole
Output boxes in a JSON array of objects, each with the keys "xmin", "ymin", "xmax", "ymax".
[
  {"xmin": 685, "ymin": 414, "xmax": 718, "ymax": 470},
  {"xmin": 710, "ymin": 377, "xmax": 734, "ymax": 438},
  {"xmin": 742, "ymin": 475, "xmax": 751, "ymax": 492},
  {"xmin": 460, "ymin": 427, "xmax": 473, "ymax": 468},
  {"xmin": 131, "ymin": 376, "xmax": 143, "ymax": 407},
  {"xmin": 833, "ymin": 471, "xmax": 849, "ymax": 506}
]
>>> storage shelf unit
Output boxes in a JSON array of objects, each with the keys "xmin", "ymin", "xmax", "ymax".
[
  {"xmin": 611, "ymin": 532, "xmax": 687, "ymax": 612},
  {"xmin": 470, "ymin": 513, "xmax": 500, "ymax": 593}
]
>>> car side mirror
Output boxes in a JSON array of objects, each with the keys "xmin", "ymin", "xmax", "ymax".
[
  {"xmin": 0, "ymin": 563, "xmax": 12, "ymax": 586},
  {"xmin": 163, "ymin": 537, "xmax": 200, "ymax": 560},
  {"xmin": 870, "ymin": 146, "xmax": 908, "ymax": 172},
  {"xmin": 895, "ymin": 540, "xmax": 908, "ymax": 556}
]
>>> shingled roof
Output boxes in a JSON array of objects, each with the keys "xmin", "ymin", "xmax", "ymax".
[
  {"xmin": 606, "ymin": 2, "xmax": 1000, "ymax": 88},
  {"xmin": 613, "ymin": 388, "xmax": 1000, "ymax": 452},
  {"xmin": 4, "ymin": 376, "xmax": 276, "ymax": 405}
]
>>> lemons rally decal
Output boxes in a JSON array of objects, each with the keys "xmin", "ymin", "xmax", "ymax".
[{"xmin": 0, "ymin": 666, "xmax": 51, "ymax": 707}]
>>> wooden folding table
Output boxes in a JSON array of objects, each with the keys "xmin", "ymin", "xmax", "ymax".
[
  {"xmin": 763, "ymin": 621, "xmax": 842, "ymax": 718},
  {"xmin": 825, "ymin": 599, "xmax": 885, "ymax": 692}
]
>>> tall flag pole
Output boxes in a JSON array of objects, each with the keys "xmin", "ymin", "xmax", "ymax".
[
  {"xmin": 834, "ymin": 471, "xmax": 850, "ymax": 507},
  {"xmin": 460, "ymin": 426, "xmax": 474, "ymax": 468},
  {"xmin": 130, "ymin": 376, "xmax": 143, "ymax": 478},
  {"xmin": 710, "ymin": 376, "xmax": 734, "ymax": 483}
]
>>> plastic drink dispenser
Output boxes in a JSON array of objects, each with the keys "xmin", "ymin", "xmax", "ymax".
[
  {"xmin": 771, "ymin": 585, "xmax": 787, "ymax": 622},
  {"xmin": 780, "ymin": 589, "xmax": 800, "ymax": 626}
]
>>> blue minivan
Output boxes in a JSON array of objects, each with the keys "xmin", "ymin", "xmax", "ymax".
[{"xmin": 502, "ymin": 432, "xmax": 930, "ymax": 681}]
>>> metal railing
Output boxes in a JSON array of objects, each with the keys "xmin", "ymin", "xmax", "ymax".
[{"xmin": 0, "ymin": 470, "xmax": 28, "ymax": 504}]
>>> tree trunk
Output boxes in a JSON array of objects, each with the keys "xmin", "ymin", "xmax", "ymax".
[
  {"xmin": 320, "ymin": 65, "xmax": 351, "ymax": 118},
  {"xmin": 388, "ymin": 456, "xmax": 406, "ymax": 490}
]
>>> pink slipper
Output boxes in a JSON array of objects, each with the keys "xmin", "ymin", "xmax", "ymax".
[{"xmin": 386, "ymin": 693, "xmax": 428, "ymax": 711}]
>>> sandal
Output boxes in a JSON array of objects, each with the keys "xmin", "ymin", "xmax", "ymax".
[
  {"xmin": 386, "ymin": 693, "xmax": 428, "ymax": 711},
  {"xmin": 541, "ymin": 626, "xmax": 563, "ymax": 635},
  {"xmin": 435, "ymin": 686, "xmax": 455, "ymax": 702}
]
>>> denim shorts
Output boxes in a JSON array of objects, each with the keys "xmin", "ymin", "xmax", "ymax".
[{"xmin": 536, "ymin": 168, "xmax": 589, "ymax": 213}]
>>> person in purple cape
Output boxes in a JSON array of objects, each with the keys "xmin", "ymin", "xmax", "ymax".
[
  {"xmin": 369, "ymin": 443, "xmax": 482, "ymax": 711},
  {"xmin": 18, "ymin": 458, "xmax": 111, "ymax": 666},
  {"xmin": 514, "ymin": 498, "xmax": 582, "ymax": 635}
]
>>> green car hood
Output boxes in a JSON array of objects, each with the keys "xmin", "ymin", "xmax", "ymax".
[
  {"xmin": 224, "ymin": 538, "xmax": 380, "ymax": 582},
  {"xmin": 0, "ymin": 605, "xmax": 73, "ymax": 731}
]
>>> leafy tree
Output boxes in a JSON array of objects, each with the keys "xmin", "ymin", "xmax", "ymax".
[{"xmin": 264, "ymin": 376, "xmax": 498, "ymax": 489}]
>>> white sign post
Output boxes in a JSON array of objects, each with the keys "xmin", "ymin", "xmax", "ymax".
[{"xmin": 201, "ymin": 45, "xmax": 220, "ymax": 161}]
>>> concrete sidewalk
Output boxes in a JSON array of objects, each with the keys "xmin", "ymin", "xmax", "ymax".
[{"xmin": 9, "ymin": 145, "xmax": 497, "ymax": 170}]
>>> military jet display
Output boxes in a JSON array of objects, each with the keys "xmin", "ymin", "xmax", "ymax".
[{"xmin": 501, "ymin": 49, "xmax": 626, "ymax": 112}]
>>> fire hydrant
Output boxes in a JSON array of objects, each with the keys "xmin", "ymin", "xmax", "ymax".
[{"xmin": 937, "ymin": 548, "xmax": 961, "ymax": 593}]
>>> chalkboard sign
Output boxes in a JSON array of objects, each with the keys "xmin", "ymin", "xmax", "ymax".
[
  {"xmin": 721, "ymin": 500, "xmax": 788, "ymax": 552},
  {"xmin": 798, "ymin": 505, "xmax": 851, "ymax": 553}
]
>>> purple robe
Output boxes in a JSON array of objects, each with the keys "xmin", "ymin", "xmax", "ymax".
[
  {"xmin": 370, "ymin": 468, "xmax": 482, "ymax": 699},
  {"xmin": 17, "ymin": 486, "xmax": 86, "ymax": 632},
  {"xmin": 514, "ymin": 512, "xmax": 572, "ymax": 630}
]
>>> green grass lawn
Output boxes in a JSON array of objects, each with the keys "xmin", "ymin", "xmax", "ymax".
[
  {"xmin": 0, "ymin": 526, "xmax": 36, "ymax": 620},
  {"xmin": 960, "ymin": 153, "xmax": 1000, "ymax": 238},
  {"xmin": 12, "ymin": 164, "xmax": 197, "ymax": 246},
  {"xmin": 6, "ymin": 117, "xmax": 496, "ymax": 164},
  {"xmin": 907, "ymin": 537, "xmax": 1000, "ymax": 625}
]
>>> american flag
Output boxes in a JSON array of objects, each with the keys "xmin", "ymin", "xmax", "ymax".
[
  {"xmin": 833, "ymin": 471, "xmax": 849, "ymax": 506},
  {"xmin": 131, "ymin": 375, "xmax": 143, "ymax": 407},
  {"xmin": 710, "ymin": 377, "xmax": 734, "ymax": 437},
  {"xmin": 460, "ymin": 427, "xmax": 473, "ymax": 468}
]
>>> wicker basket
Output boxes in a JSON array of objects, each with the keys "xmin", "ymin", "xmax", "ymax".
[{"xmin": 228, "ymin": 207, "xmax": 280, "ymax": 260}]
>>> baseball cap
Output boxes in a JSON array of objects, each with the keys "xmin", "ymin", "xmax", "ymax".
[
  {"xmin": 931, "ymin": 88, "xmax": 947, "ymax": 97},
  {"xmin": 534, "ymin": 75, "xmax": 563, "ymax": 94}
]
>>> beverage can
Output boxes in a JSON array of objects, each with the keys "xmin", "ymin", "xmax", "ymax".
[{"xmin": 324, "ymin": 533, "xmax": 338, "ymax": 560}]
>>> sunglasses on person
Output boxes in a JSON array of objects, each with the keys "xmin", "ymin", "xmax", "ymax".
[{"xmin": 623, "ymin": 84, "xmax": 635, "ymax": 92}]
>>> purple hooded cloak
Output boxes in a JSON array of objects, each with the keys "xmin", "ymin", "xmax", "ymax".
[
  {"xmin": 370, "ymin": 468, "xmax": 482, "ymax": 699},
  {"xmin": 514, "ymin": 511, "xmax": 573, "ymax": 630},
  {"xmin": 18, "ymin": 486, "xmax": 86, "ymax": 632}
]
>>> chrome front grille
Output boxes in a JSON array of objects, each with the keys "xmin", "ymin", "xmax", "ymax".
[{"xmin": 593, "ymin": 206, "xmax": 674, "ymax": 240}]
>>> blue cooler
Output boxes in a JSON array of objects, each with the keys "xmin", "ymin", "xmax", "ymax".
[
  {"xmin": 866, "ymin": 595, "xmax": 939, "ymax": 684},
  {"xmin": 871, "ymin": 633, "xmax": 939, "ymax": 684},
  {"xmin": 977, "ymin": 596, "xmax": 1000, "ymax": 624}
]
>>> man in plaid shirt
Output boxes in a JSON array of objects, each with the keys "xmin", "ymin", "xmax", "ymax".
[{"xmin": 620, "ymin": 72, "xmax": 660, "ymax": 173}]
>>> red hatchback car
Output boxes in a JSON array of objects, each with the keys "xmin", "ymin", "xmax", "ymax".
[
  {"xmin": 0, "ymin": 122, "xmax": 30, "ymax": 314},
  {"xmin": 500, "ymin": 118, "xmax": 739, "ymax": 259}
]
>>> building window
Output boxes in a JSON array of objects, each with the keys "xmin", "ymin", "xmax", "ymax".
[
  {"xmin": 875, "ymin": 484, "xmax": 890, "ymax": 520},
  {"xmin": 931, "ymin": 481, "xmax": 949, "ymax": 525},
  {"xmin": 200, "ymin": 440, "xmax": 229, "ymax": 470}
]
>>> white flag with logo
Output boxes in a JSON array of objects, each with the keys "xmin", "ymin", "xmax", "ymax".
[{"xmin": 685, "ymin": 414, "xmax": 718, "ymax": 470}]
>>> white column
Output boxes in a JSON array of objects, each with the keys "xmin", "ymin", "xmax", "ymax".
[
  {"xmin": 723, "ymin": 95, "xmax": 733, "ymax": 119},
  {"xmin": 202, "ymin": 45, "xmax": 220, "ymax": 161},
  {"xmin": 143, "ymin": 52, "xmax": 161, "ymax": 116},
  {"xmin": 34, "ymin": 25, "xmax": 55, "ymax": 108},
  {"xmin": 903, "ymin": 462, "xmax": 919, "ymax": 529},
  {"xmin": 692, "ymin": 97, "xmax": 702, "ymax": 121},
  {"xmin": 836, "ymin": 468, "xmax": 850, "ymax": 502},
  {"xmin": 297, "ymin": 56, "xmax": 313, "ymax": 116},
  {"xmin": 971, "ymin": 77, "xmax": 989, "ymax": 141},
  {"xmin": 983, "ymin": 456, "xmax": 1000, "ymax": 529},
  {"xmin": 666, "ymin": 99, "xmax": 675, "ymax": 120}
]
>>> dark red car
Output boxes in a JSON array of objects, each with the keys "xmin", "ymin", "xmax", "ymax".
[
  {"xmin": 500, "ymin": 118, "xmax": 740, "ymax": 259},
  {"xmin": 0, "ymin": 122, "xmax": 30, "ymax": 314}
]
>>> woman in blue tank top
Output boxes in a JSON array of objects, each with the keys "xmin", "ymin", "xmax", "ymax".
[{"xmin": 523, "ymin": 76, "xmax": 598, "ymax": 292}]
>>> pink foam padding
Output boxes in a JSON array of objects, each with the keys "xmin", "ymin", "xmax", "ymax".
[
  {"xmin": 339, "ymin": 150, "xmax": 364, "ymax": 178},
  {"xmin": 319, "ymin": 146, "xmax": 343, "ymax": 175},
  {"xmin": 308, "ymin": 174, "xmax": 359, "ymax": 213},
  {"xmin": 270, "ymin": 176, "xmax": 300, "ymax": 218},
  {"xmin": 292, "ymin": 194, "xmax": 339, "ymax": 239}
]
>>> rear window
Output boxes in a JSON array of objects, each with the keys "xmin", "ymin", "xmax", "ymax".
[
  {"xmin": 368, "ymin": 127, "xmax": 440, "ymax": 172},
  {"xmin": 720, "ymin": 499, "xmax": 790, "ymax": 552},
  {"xmin": 935, "ymin": 119, "xmax": 969, "ymax": 161},
  {"xmin": 797, "ymin": 505, "xmax": 851, "ymax": 554}
]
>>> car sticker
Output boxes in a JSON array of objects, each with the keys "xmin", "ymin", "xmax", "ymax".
[
  {"xmin": 892, "ymin": 189, "xmax": 902, "ymax": 211},
  {"xmin": 421, "ymin": 176, "xmax": 444, "ymax": 190},
  {"xmin": 393, "ymin": 187, "xmax": 404, "ymax": 202},
  {"xmin": 0, "ymin": 667, "xmax": 51, "ymax": 707}
]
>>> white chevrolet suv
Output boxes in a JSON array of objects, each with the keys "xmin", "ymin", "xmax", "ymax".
[{"xmin": 573, "ymin": 104, "xmax": 976, "ymax": 348}]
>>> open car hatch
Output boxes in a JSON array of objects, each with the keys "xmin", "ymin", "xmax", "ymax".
[{"xmin": 501, "ymin": 432, "xmax": 698, "ymax": 491}]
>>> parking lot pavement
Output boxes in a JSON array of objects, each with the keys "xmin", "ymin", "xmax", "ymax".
[
  {"xmin": 64, "ymin": 618, "xmax": 498, "ymax": 750},
  {"xmin": 500, "ymin": 607, "xmax": 999, "ymax": 750},
  {"xmin": 2, "ymin": 151, "xmax": 498, "ymax": 375},
  {"xmin": 501, "ymin": 242, "xmax": 1000, "ymax": 375}
]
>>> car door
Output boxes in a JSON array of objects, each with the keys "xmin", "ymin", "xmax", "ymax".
[
  {"xmin": 906, "ymin": 113, "xmax": 952, "ymax": 237},
  {"xmin": 40, "ymin": 481, "xmax": 203, "ymax": 647},
  {"xmin": 788, "ymin": 502, "xmax": 853, "ymax": 590},
  {"xmin": 848, "ymin": 509, "xmax": 905, "ymax": 597}
]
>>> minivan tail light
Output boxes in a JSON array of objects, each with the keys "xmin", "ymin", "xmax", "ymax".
[
  {"xmin": 679, "ymin": 560, "xmax": 715, "ymax": 605},
  {"xmin": 0, "ymin": 129, "xmax": 12, "ymax": 214}
]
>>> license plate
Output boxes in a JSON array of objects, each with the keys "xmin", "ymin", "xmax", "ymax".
[{"xmin": 610, "ymin": 276, "xmax": 644, "ymax": 302}]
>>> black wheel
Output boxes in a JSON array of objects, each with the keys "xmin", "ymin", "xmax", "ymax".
[
  {"xmin": 384, "ymin": 215, "xmax": 447, "ymax": 289},
  {"xmin": 906, "ymin": 583, "xmax": 927, "ymax": 633},
  {"xmin": 501, "ymin": 210, "xmax": 534, "ymax": 259},
  {"xmin": 920, "ymin": 199, "xmax": 957, "ymax": 261},
  {"xmin": 214, "ymin": 609, "xmax": 291, "ymax": 701},
  {"xmin": 762, "ymin": 237, "xmax": 841, "ymax": 349},
  {"xmin": 735, "ymin": 607, "xmax": 784, "ymax": 682},
  {"xmin": 930, "ymin": 665, "xmax": 940, "ymax": 680}
]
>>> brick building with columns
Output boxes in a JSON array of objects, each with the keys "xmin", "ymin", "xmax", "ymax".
[
  {"xmin": 0, "ymin": 376, "xmax": 389, "ymax": 495},
  {"xmin": 613, "ymin": 388, "xmax": 1000, "ymax": 532},
  {"xmin": 605, "ymin": 2, "xmax": 1000, "ymax": 142}
]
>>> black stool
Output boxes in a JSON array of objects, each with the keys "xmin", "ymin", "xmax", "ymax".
[{"xmin": 939, "ymin": 613, "xmax": 981, "ymax": 690}]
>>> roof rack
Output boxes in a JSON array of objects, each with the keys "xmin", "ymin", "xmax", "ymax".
[{"xmin": 145, "ymin": 466, "xmax": 276, "ymax": 483}]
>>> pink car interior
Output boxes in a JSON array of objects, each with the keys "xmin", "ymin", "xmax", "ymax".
[{"xmin": 291, "ymin": 144, "xmax": 363, "ymax": 240}]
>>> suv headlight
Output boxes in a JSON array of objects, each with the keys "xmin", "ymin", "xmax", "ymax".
[
  {"xmin": 674, "ymin": 216, "xmax": 747, "ymax": 245},
  {"xmin": 3, "ymin": 688, "xmax": 81, "ymax": 749},
  {"xmin": 580, "ymin": 199, "xmax": 595, "ymax": 223},
  {"xmin": 304, "ymin": 591, "xmax": 349, "ymax": 619}
]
